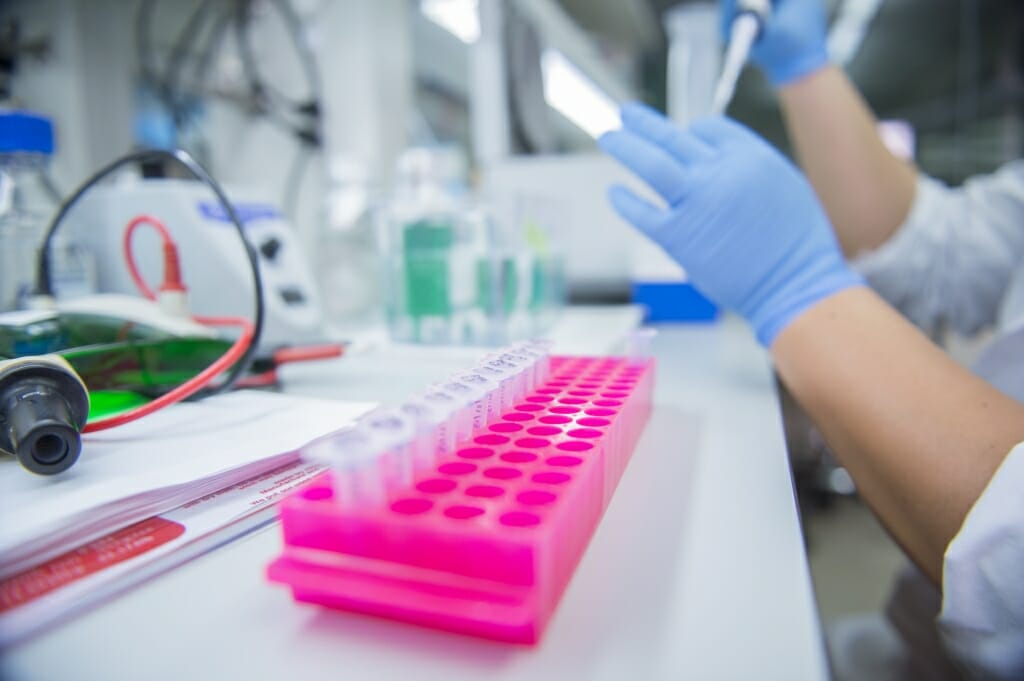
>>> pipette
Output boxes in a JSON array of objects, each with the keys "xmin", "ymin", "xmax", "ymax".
[{"xmin": 710, "ymin": 0, "xmax": 772, "ymax": 116}]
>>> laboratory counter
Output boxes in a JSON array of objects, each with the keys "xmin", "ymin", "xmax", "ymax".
[{"xmin": 1, "ymin": 308, "xmax": 828, "ymax": 681}]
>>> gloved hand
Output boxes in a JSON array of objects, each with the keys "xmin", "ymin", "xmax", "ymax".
[
  {"xmin": 598, "ymin": 103, "xmax": 863, "ymax": 346},
  {"xmin": 720, "ymin": 0, "xmax": 829, "ymax": 86}
]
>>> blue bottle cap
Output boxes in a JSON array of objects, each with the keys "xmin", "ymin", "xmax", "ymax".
[{"xmin": 0, "ymin": 110, "xmax": 55, "ymax": 155}]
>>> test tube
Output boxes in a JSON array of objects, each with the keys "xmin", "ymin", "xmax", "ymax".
[
  {"xmin": 476, "ymin": 361, "xmax": 519, "ymax": 410},
  {"xmin": 473, "ymin": 364, "xmax": 516, "ymax": 411},
  {"xmin": 360, "ymin": 408, "xmax": 417, "ymax": 492},
  {"xmin": 431, "ymin": 380, "xmax": 480, "ymax": 441},
  {"xmin": 496, "ymin": 351, "xmax": 536, "ymax": 394},
  {"xmin": 302, "ymin": 426, "xmax": 385, "ymax": 509},
  {"xmin": 448, "ymin": 372, "xmax": 501, "ymax": 429},
  {"xmin": 625, "ymin": 328, "xmax": 657, "ymax": 365},
  {"xmin": 499, "ymin": 348, "xmax": 540, "ymax": 391},
  {"xmin": 521, "ymin": 339, "xmax": 554, "ymax": 383},
  {"xmin": 399, "ymin": 396, "xmax": 455, "ymax": 473},
  {"xmin": 508, "ymin": 344, "xmax": 543, "ymax": 390},
  {"xmin": 420, "ymin": 389, "xmax": 466, "ymax": 446}
]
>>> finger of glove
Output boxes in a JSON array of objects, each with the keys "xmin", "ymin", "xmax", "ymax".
[
  {"xmin": 772, "ymin": 0, "xmax": 827, "ymax": 42},
  {"xmin": 753, "ymin": 0, "xmax": 829, "ymax": 83},
  {"xmin": 688, "ymin": 116, "xmax": 751, "ymax": 148},
  {"xmin": 598, "ymin": 130, "xmax": 688, "ymax": 204},
  {"xmin": 607, "ymin": 184, "xmax": 665, "ymax": 236},
  {"xmin": 620, "ymin": 102, "xmax": 715, "ymax": 165}
]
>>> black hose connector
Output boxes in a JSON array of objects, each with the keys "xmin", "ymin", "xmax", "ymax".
[{"xmin": 0, "ymin": 355, "xmax": 90, "ymax": 475}]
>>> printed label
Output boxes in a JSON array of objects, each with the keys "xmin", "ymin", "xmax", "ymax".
[
  {"xmin": 197, "ymin": 201, "xmax": 281, "ymax": 226},
  {"xmin": 0, "ymin": 518, "xmax": 185, "ymax": 612}
]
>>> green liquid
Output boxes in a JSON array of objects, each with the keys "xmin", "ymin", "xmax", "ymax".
[{"xmin": 1, "ymin": 310, "xmax": 234, "ymax": 421}]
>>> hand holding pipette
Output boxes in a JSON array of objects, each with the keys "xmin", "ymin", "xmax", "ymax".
[
  {"xmin": 713, "ymin": 0, "xmax": 830, "ymax": 113},
  {"xmin": 711, "ymin": 0, "xmax": 771, "ymax": 115}
]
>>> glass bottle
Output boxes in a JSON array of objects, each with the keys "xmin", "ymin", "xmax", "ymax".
[
  {"xmin": 0, "ymin": 110, "xmax": 55, "ymax": 311},
  {"xmin": 376, "ymin": 147, "xmax": 489, "ymax": 345}
]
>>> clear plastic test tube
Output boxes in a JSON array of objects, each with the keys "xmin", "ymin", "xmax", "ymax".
[
  {"xmin": 360, "ymin": 408, "xmax": 417, "ymax": 492},
  {"xmin": 448, "ymin": 372, "xmax": 500, "ymax": 429},
  {"xmin": 509, "ymin": 344, "xmax": 543, "ymax": 389},
  {"xmin": 476, "ymin": 360, "xmax": 519, "ymax": 409},
  {"xmin": 625, "ymin": 328, "xmax": 658, "ymax": 365},
  {"xmin": 521, "ymin": 339, "xmax": 554, "ymax": 382},
  {"xmin": 430, "ymin": 381, "xmax": 478, "ymax": 442},
  {"xmin": 499, "ymin": 348, "xmax": 540, "ymax": 391},
  {"xmin": 302, "ymin": 427, "xmax": 385, "ymax": 509},
  {"xmin": 399, "ymin": 396, "xmax": 455, "ymax": 473},
  {"xmin": 489, "ymin": 352, "xmax": 532, "ymax": 395}
]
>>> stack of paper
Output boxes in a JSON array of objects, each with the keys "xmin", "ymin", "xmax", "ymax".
[
  {"xmin": 0, "ymin": 390, "xmax": 374, "ymax": 584},
  {"xmin": 0, "ymin": 458, "xmax": 334, "ymax": 646}
]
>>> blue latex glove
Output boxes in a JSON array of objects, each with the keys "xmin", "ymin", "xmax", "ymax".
[
  {"xmin": 598, "ymin": 103, "xmax": 863, "ymax": 346},
  {"xmin": 720, "ymin": 0, "xmax": 829, "ymax": 86}
]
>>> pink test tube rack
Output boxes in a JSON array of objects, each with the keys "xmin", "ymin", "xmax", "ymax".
[{"xmin": 266, "ymin": 355, "xmax": 655, "ymax": 644}]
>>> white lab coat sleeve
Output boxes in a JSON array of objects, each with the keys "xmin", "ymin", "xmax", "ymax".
[
  {"xmin": 938, "ymin": 440, "xmax": 1024, "ymax": 680},
  {"xmin": 853, "ymin": 161, "xmax": 1024, "ymax": 337}
]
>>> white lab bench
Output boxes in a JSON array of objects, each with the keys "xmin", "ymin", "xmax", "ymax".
[{"xmin": 1, "ymin": 307, "xmax": 827, "ymax": 681}]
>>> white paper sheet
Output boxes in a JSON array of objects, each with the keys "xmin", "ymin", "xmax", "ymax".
[
  {"xmin": 0, "ymin": 390, "xmax": 374, "ymax": 578},
  {"xmin": 0, "ymin": 459, "xmax": 329, "ymax": 646}
]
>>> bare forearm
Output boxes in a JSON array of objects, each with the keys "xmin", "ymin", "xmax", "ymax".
[
  {"xmin": 771, "ymin": 287, "xmax": 1024, "ymax": 584},
  {"xmin": 779, "ymin": 67, "xmax": 918, "ymax": 256}
]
